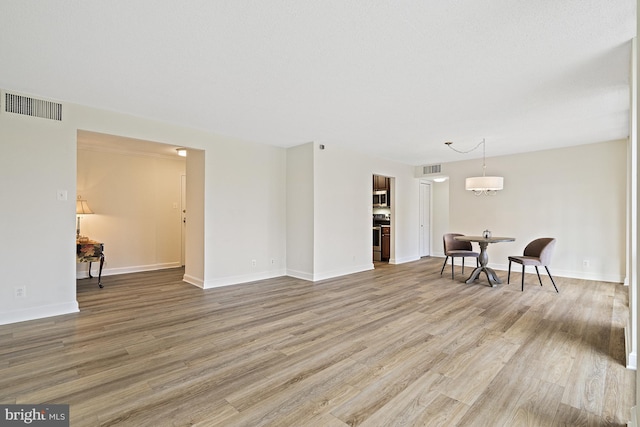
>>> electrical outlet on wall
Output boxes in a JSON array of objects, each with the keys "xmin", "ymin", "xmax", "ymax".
[
  {"xmin": 251, "ymin": 259, "xmax": 257, "ymax": 267},
  {"xmin": 14, "ymin": 286, "xmax": 26, "ymax": 298}
]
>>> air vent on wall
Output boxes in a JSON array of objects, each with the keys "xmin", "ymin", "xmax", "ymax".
[
  {"xmin": 5, "ymin": 92, "xmax": 62, "ymax": 121},
  {"xmin": 422, "ymin": 164, "xmax": 441, "ymax": 175}
]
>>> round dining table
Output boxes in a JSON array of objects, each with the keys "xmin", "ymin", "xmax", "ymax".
[{"xmin": 453, "ymin": 235, "xmax": 515, "ymax": 287}]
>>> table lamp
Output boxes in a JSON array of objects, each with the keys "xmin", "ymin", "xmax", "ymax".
[{"xmin": 76, "ymin": 195, "xmax": 94, "ymax": 241}]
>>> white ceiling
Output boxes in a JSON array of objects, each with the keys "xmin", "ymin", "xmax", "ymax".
[
  {"xmin": 0, "ymin": 1, "xmax": 636, "ymax": 165},
  {"xmin": 76, "ymin": 130, "xmax": 187, "ymax": 160}
]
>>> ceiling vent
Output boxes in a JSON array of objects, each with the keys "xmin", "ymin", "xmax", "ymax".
[
  {"xmin": 5, "ymin": 92, "xmax": 62, "ymax": 121},
  {"xmin": 422, "ymin": 164, "xmax": 441, "ymax": 175}
]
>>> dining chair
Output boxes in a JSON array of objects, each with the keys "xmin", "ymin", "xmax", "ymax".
[
  {"xmin": 507, "ymin": 237, "xmax": 558, "ymax": 292},
  {"xmin": 440, "ymin": 233, "xmax": 479, "ymax": 279}
]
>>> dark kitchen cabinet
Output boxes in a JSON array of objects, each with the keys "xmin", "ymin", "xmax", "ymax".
[
  {"xmin": 373, "ymin": 175, "xmax": 389, "ymax": 191},
  {"xmin": 381, "ymin": 226, "xmax": 391, "ymax": 261}
]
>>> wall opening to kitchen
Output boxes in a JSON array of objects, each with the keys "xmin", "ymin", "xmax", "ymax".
[{"xmin": 372, "ymin": 174, "xmax": 392, "ymax": 264}]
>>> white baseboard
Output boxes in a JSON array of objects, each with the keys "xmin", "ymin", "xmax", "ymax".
[
  {"xmin": 628, "ymin": 351, "xmax": 638, "ymax": 371},
  {"xmin": 0, "ymin": 301, "xmax": 79, "ymax": 326},
  {"xmin": 76, "ymin": 262, "xmax": 182, "ymax": 279},
  {"xmin": 286, "ymin": 269, "xmax": 314, "ymax": 281},
  {"xmin": 434, "ymin": 255, "xmax": 625, "ymax": 283},
  {"xmin": 390, "ymin": 255, "xmax": 420, "ymax": 265},
  {"xmin": 286, "ymin": 264, "xmax": 374, "ymax": 282},
  {"xmin": 625, "ymin": 326, "xmax": 637, "ymax": 370},
  {"xmin": 183, "ymin": 274, "xmax": 204, "ymax": 288},
  {"xmin": 310, "ymin": 263, "xmax": 374, "ymax": 282},
  {"xmin": 474, "ymin": 262, "xmax": 625, "ymax": 284},
  {"xmin": 202, "ymin": 269, "xmax": 288, "ymax": 289}
]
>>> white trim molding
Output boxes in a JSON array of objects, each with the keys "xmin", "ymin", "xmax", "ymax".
[{"xmin": 0, "ymin": 301, "xmax": 79, "ymax": 326}]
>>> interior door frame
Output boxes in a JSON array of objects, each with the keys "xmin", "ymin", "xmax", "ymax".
[
  {"xmin": 419, "ymin": 181, "xmax": 432, "ymax": 257},
  {"xmin": 181, "ymin": 174, "xmax": 187, "ymax": 267}
]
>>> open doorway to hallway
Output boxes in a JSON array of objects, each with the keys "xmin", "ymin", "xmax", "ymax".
[{"xmin": 76, "ymin": 130, "xmax": 198, "ymax": 290}]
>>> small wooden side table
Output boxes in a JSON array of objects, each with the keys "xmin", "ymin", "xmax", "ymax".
[{"xmin": 77, "ymin": 239, "xmax": 105, "ymax": 288}]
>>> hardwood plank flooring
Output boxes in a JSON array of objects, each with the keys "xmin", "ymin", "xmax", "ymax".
[{"xmin": 0, "ymin": 258, "xmax": 635, "ymax": 426}]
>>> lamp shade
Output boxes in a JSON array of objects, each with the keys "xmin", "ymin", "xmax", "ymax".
[
  {"xmin": 76, "ymin": 197, "xmax": 94, "ymax": 214},
  {"xmin": 465, "ymin": 176, "xmax": 504, "ymax": 192}
]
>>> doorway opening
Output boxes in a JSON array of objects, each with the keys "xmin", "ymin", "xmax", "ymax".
[
  {"xmin": 181, "ymin": 174, "xmax": 186, "ymax": 266},
  {"xmin": 372, "ymin": 174, "xmax": 393, "ymax": 264},
  {"xmin": 76, "ymin": 130, "xmax": 203, "ymax": 292},
  {"xmin": 419, "ymin": 181, "xmax": 431, "ymax": 257}
]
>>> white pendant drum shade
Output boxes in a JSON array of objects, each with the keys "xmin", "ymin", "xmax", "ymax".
[
  {"xmin": 465, "ymin": 176, "xmax": 504, "ymax": 192},
  {"xmin": 446, "ymin": 138, "xmax": 504, "ymax": 196}
]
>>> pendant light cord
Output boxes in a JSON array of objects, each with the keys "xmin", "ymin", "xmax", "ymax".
[{"xmin": 445, "ymin": 138, "xmax": 487, "ymax": 176}]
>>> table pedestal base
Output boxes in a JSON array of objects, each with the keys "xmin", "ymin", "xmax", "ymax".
[
  {"xmin": 454, "ymin": 236, "xmax": 515, "ymax": 288},
  {"xmin": 464, "ymin": 266, "xmax": 502, "ymax": 287}
]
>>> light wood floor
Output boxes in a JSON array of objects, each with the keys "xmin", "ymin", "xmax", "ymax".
[{"xmin": 0, "ymin": 258, "xmax": 635, "ymax": 426}]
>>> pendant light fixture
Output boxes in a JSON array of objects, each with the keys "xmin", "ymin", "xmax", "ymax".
[{"xmin": 445, "ymin": 138, "xmax": 503, "ymax": 196}]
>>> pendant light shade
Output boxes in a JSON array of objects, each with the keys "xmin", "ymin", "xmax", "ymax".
[
  {"xmin": 445, "ymin": 139, "xmax": 504, "ymax": 196},
  {"xmin": 465, "ymin": 176, "xmax": 504, "ymax": 192}
]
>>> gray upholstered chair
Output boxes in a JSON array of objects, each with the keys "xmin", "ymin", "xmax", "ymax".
[
  {"xmin": 507, "ymin": 237, "xmax": 558, "ymax": 292},
  {"xmin": 440, "ymin": 233, "xmax": 479, "ymax": 279}
]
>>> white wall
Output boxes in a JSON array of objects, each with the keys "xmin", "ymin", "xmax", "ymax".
[
  {"xmin": 312, "ymin": 143, "xmax": 420, "ymax": 280},
  {"xmin": 184, "ymin": 148, "xmax": 205, "ymax": 287},
  {"xmin": 0, "ymin": 106, "xmax": 79, "ymax": 324},
  {"xmin": 204, "ymin": 138, "xmax": 287, "ymax": 287},
  {"xmin": 313, "ymin": 143, "xmax": 374, "ymax": 279},
  {"xmin": 76, "ymin": 146, "xmax": 186, "ymax": 277},
  {"xmin": 286, "ymin": 142, "xmax": 315, "ymax": 280},
  {"xmin": 433, "ymin": 140, "xmax": 627, "ymax": 283},
  {"xmin": 286, "ymin": 142, "xmax": 423, "ymax": 281}
]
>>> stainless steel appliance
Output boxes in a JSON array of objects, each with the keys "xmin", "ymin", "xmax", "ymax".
[
  {"xmin": 373, "ymin": 226, "xmax": 382, "ymax": 261},
  {"xmin": 372, "ymin": 190, "xmax": 388, "ymax": 207},
  {"xmin": 372, "ymin": 213, "xmax": 390, "ymax": 226}
]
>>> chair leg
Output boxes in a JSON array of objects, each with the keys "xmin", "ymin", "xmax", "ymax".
[
  {"xmin": 545, "ymin": 266, "xmax": 559, "ymax": 293},
  {"xmin": 451, "ymin": 258, "xmax": 455, "ymax": 279},
  {"xmin": 462, "ymin": 258, "xmax": 465, "ymax": 275},
  {"xmin": 440, "ymin": 256, "xmax": 449, "ymax": 276},
  {"xmin": 535, "ymin": 266, "xmax": 543, "ymax": 286},
  {"xmin": 521, "ymin": 265, "xmax": 525, "ymax": 291},
  {"xmin": 507, "ymin": 261, "xmax": 511, "ymax": 284}
]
